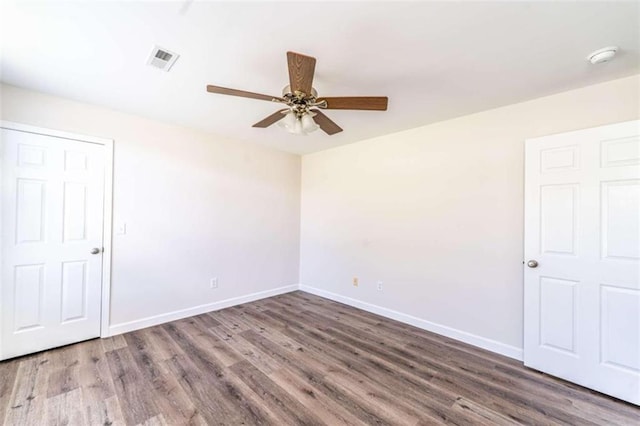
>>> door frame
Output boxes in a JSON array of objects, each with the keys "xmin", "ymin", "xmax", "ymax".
[{"xmin": 0, "ymin": 120, "xmax": 114, "ymax": 343}]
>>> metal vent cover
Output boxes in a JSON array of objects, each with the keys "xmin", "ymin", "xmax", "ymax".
[{"xmin": 147, "ymin": 45, "xmax": 179, "ymax": 71}]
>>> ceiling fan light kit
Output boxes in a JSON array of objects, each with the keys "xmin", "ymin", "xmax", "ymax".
[
  {"xmin": 206, "ymin": 51, "xmax": 388, "ymax": 136},
  {"xmin": 278, "ymin": 110, "xmax": 320, "ymax": 135},
  {"xmin": 275, "ymin": 85, "xmax": 323, "ymax": 135}
]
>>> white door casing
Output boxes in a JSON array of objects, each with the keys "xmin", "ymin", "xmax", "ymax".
[
  {"xmin": 0, "ymin": 123, "xmax": 113, "ymax": 360},
  {"xmin": 524, "ymin": 119, "xmax": 640, "ymax": 405}
]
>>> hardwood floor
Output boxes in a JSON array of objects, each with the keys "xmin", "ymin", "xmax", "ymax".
[{"xmin": 1, "ymin": 291, "xmax": 638, "ymax": 425}]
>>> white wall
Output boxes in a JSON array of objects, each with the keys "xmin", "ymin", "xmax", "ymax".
[
  {"xmin": 1, "ymin": 84, "xmax": 301, "ymax": 333},
  {"xmin": 2, "ymin": 75, "xmax": 638, "ymax": 359},
  {"xmin": 300, "ymin": 74, "xmax": 640, "ymax": 359}
]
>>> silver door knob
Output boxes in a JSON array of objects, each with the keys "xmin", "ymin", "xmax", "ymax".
[
  {"xmin": 527, "ymin": 260, "xmax": 539, "ymax": 268},
  {"xmin": 90, "ymin": 248, "xmax": 101, "ymax": 255}
]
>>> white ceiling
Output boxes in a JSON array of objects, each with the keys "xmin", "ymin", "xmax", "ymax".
[{"xmin": 1, "ymin": 1, "xmax": 638, "ymax": 155}]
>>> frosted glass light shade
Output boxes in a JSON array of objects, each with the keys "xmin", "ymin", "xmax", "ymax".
[
  {"xmin": 278, "ymin": 110, "xmax": 297, "ymax": 131},
  {"xmin": 293, "ymin": 119, "xmax": 303, "ymax": 134},
  {"xmin": 277, "ymin": 110, "xmax": 318, "ymax": 135},
  {"xmin": 301, "ymin": 112, "xmax": 320, "ymax": 133}
]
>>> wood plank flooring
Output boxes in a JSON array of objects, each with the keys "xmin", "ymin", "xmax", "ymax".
[{"xmin": 1, "ymin": 291, "xmax": 638, "ymax": 425}]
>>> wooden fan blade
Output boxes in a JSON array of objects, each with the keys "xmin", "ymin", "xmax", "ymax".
[
  {"xmin": 252, "ymin": 109, "xmax": 288, "ymax": 128},
  {"xmin": 311, "ymin": 109, "xmax": 343, "ymax": 135},
  {"xmin": 317, "ymin": 97, "xmax": 388, "ymax": 111},
  {"xmin": 206, "ymin": 85, "xmax": 282, "ymax": 102},
  {"xmin": 287, "ymin": 52, "xmax": 316, "ymax": 96}
]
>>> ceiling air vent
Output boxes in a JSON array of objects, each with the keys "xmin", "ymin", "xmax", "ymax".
[{"xmin": 147, "ymin": 45, "xmax": 179, "ymax": 72}]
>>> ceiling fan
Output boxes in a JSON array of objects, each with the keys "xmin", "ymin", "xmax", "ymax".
[{"xmin": 206, "ymin": 52, "xmax": 388, "ymax": 136}]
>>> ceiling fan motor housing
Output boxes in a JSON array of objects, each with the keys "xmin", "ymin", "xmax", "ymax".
[{"xmin": 279, "ymin": 85, "xmax": 327, "ymax": 117}]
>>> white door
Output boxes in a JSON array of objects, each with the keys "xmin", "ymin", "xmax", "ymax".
[
  {"xmin": 524, "ymin": 120, "xmax": 640, "ymax": 405},
  {"xmin": 1, "ymin": 128, "xmax": 105, "ymax": 360}
]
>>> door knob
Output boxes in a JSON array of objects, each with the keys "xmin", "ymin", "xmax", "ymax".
[
  {"xmin": 90, "ymin": 248, "xmax": 101, "ymax": 255},
  {"xmin": 527, "ymin": 260, "xmax": 539, "ymax": 268}
]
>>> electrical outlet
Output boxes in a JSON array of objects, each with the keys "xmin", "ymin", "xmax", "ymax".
[
  {"xmin": 377, "ymin": 281, "xmax": 383, "ymax": 291},
  {"xmin": 210, "ymin": 277, "xmax": 218, "ymax": 289},
  {"xmin": 353, "ymin": 277, "xmax": 359, "ymax": 287}
]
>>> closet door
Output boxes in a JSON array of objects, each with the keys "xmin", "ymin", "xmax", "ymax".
[
  {"xmin": 1, "ymin": 128, "xmax": 105, "ymax": 360},
  {"xmin": 524, "ymin": 120, "xmax": 640, "ymax": 405}
]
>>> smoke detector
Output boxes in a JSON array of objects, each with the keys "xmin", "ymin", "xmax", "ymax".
[
  {"xmin": 147, "ymin": 45, "xmax": 179, "ymax": 71},
  {"xmin": 587, "ymin": 46, "xmax": 618, "ymax": 65}
]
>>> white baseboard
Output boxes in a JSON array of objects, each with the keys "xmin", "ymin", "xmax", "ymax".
[
  {"xmin": 299, "ymin": 285, "xmax": 523, "ymax": 361},
  {"xmin": 107, "ymin": 284, "xmax": 298, "ymax": 337},
  {"xmin": 106, "ymin": 283, "xmax": 523, "ymax": 362}
]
